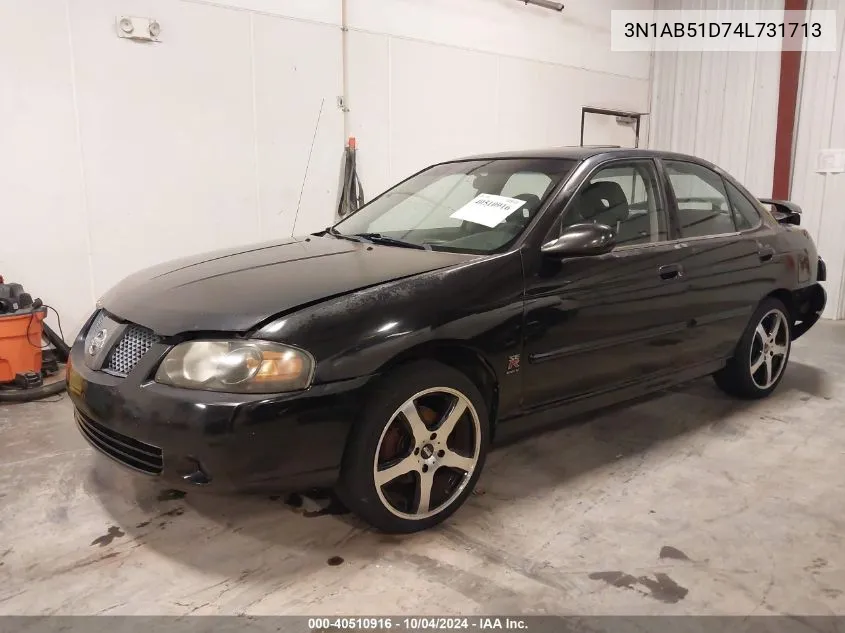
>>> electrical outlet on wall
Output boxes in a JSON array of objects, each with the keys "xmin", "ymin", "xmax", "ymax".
[
  {"xmin": 116, "ymin": 16, "xmax": 161, "ymax": 42},
  {"xmin": 817, "ymin": 149, "xmax": 845, "ymax": 174}
]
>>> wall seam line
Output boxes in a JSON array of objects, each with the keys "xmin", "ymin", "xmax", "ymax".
[
  {"xmin": 789, "ymin": 0, "xmax": 810, "ymax": 195},
  {"xmin": 387, "ymin": 35, "xmax": 393, "ymax": 184},
  {"xmin": 64, "ymin": 0, "xmax": 97, "ymax": 320},
  {"xmin": 644, "ymin": 42, "xmax": 656, "ymax": 148},
  {"xmin": 743, "ymin": 43, "xmax": 761, "ymax": 188},
  {"xmin": 495, "ymin": 55, "xmax": 501, "ymax": 147},
  {"xmin": 346, "ymin": 27, "xmax": 650, "ymax": 84},
  {"xmin": 248, "ymin": 13, "xmax": 262, "ymax": 236},
  {"xmin": 691, "ymin": 51, "xmax": 703, "ymax": 157},
  {"xmin": 177, "ymin": 0, "xmax": 340, "ymax": 28},
  {"xmin": 830, "ymin": 0, "xmax": 845, "ymax": 318}
]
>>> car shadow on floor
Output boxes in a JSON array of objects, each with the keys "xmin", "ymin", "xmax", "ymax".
[
  {"xmin": 84, "ymin": 365, "xmax": 826, "ymax": 583},
  {"xmin": 777, "ymin": 359, "xmax": 833, "ymax": 399}
]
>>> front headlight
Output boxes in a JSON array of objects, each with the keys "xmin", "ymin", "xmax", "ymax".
[{"xmin": 154, "ymin": 340, "xmax": 314, "ymax": 394}]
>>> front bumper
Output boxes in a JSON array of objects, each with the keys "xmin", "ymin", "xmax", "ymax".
[{"xmin": 67, "ymin": 343, "xmax": 372, "ymax": 493}]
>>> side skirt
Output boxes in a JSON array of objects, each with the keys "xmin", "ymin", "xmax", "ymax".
[{"xmin": 492, "ymin": 359, "xmax": 728, "ymax": 446}]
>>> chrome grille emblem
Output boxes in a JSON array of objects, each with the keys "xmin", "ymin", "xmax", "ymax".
[{"xmin": 88, "ymin": 329, "xmax": 108, "ymax": 356}]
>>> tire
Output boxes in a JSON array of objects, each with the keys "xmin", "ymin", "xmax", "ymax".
[
  {"xmin": 337, "ymin": 360, "xmax": 489, "ymax": 533},
  {"xmin": 713, "ymin": 297, "xmax": 792, "ymax": 399}
]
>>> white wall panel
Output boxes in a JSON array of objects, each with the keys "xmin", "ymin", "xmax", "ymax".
[
  {"xmin": 499, "ymin": 57, "xmax": 649, "ymax": 151},
  {"xmin": 347, "ymin": 0, "xmax": 652, "ymax": 80},
  {"xmin": 496, "ymin": 58, "xmax": 556, "ymax": 151},
  {"xmin": 791, "ymin": 0, "xmax": 845, "ymax": 319},
  {"xmin": 345, "ymin": 30, "xmax": 392, "ymax": 197},
  {"xmin": 68, "ymin": 0, "xmax": 259, "ymax": 300},
  {"xmin": 648, "ymin": 0, "xmax": 782, "ymax": 199},
  {"xmin": 388, "ymin": 40, "xmax": 499, "ymax": 182},
  {"xmin": 252, "ymin": 14, "xmax": 344, "ymax": 236},
  {"xmin": 0, "ymin": 0, "xmax": 344, "ymax": 336},
  {"xmin": 0, "ymin": 0, "xmax": 92, "ymax": 337},
  {"xmin": 348, "ymin": 1, "xmax": 653, "ymax": 197}
]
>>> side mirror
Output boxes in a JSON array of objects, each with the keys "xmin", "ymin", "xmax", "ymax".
[{"xmin": 541, "ymin": 223, "xmax": 615, "ymax": 258}]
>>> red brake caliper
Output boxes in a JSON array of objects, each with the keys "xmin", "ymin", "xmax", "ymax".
[{"xmin": 379, "ymin": 405, "xmax": 438, "ymax": 465}]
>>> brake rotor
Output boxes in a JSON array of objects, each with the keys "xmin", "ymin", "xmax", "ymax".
[{"xmin": 378, "ymin": 404, "xmax": 439, "ymax": 462}]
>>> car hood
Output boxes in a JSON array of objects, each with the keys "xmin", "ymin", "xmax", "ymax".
[{"xmin": 100, "ymin": 235, "xmax": 474, "ymax": 336}]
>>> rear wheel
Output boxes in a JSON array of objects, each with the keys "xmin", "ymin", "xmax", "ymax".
[
  {"xmin": 337, "ymin": 361, "xmax": 489, "ymax": 533},
  {"xmin": 713, "ymin": 297, "xmax": 791, "ymax": 399}
]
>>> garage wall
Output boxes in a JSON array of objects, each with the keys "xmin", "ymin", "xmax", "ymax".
[
  {"xmin": 647, "ymin": 0, "xmax": 783, "ymax": 199},
  {"xmin": 791, "ymin": 0, "xmax": 845, "ymax": 320},
  {"xmin": 347, "ymin": 0, "xmax": 653, "ymax": 197},
  {"xmin": 0, "ymin": 1, "xmax": 92, "ymax": 341},
  {"xmin": 0, "ymin": 0, "xmax": 652, "ymax": 338},
  {"xmin": 0, "ymin": 0, "xmax": 345, "ymax": 338}
]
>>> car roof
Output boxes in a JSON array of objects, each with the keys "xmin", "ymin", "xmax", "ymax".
[{"xmin": 453, "ymin": 146, "xmax": 706, "ymax": 164}]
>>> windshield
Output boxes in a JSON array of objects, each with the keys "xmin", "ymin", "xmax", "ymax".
[{"xmin": 332, "ymin": 158, "xmax": 577, "ymax": 254}]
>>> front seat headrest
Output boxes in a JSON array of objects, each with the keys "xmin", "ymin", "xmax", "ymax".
[
  {"xmin": 579, "ymin": 181, "xmax": 630, "ymax": 225},
  {"xmin": 511, "ymin": 193, "xmax": 542, "ymax": 219}
]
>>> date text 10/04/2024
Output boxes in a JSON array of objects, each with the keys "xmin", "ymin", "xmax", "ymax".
[
  {"xmin": 624, "ymin": 21, "xmax": 822, "ymax": 38},
  {"xmin": 309, "ymin": 617, "xmax": 529, "ymax": 631}
]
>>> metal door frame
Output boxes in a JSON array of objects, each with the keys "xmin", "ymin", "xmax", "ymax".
[{"xmin": 580, "ymin": 106, "xmax": 644, "ymax": 148}]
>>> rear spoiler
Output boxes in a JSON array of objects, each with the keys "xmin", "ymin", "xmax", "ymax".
[{"xmin": 759, "ymin": 198, "xmax": 801, "ymax": 226}]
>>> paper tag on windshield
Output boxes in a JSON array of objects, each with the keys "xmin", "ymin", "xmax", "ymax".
[{"xmin": 450, "ymin": 194, "xmax": 526, "ymax": 228}]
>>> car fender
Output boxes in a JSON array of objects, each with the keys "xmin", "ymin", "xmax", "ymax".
[{"xmin": 251, "ymin": 250, "xmax": 526, "ymax": 417}]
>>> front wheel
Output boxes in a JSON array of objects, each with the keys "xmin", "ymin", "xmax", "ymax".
[
  {"xmin": 713, "ymin": 297, "xmax": 792, "ymax": 399},
  {"xmin": 337, "ymin": 361, "xmax": 489, "ymax": 533}
]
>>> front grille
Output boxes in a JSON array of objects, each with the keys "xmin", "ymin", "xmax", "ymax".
[
  {"xmin": 75, "ymin": 410, "xmax": 163, "ymax": 475},
  {"xmin": 105, "ymin": 325, "xmax": 161, "ymax": 376}
]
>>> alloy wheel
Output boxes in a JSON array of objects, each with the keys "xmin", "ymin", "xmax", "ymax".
[
  {"xmin": 373, "ymin": 387, "xmax": 482, "ymax": 520},
  {"xmin": 749, "ymin": 308, "xmax": 790, "ymax": 390}
]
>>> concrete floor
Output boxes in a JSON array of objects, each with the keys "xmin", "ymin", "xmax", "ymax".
[{"xmin": 2, "ymin": 322, "xmax": 845, "ymax": 616}]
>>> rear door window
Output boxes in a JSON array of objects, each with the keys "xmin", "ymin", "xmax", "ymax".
[{"xmin": 665, "ymin": 161, "xmax": 737, "ymax": 238}]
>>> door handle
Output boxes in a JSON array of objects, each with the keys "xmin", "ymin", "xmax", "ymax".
[
  {"xmin": 658, "ymin": 263, "xmax": 684, "ymax": 280},
  {"xmin": 758, "ymin": 246, "xmax": 775, "ymax": 262}
]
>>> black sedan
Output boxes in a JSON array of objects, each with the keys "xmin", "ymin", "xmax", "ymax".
[{"xmin": 67, "ymin": 147, "xmax": 826, "ymax": 533}]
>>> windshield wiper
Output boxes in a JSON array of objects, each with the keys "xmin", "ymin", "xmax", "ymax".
[
  {"xmin": 324, "ymin": 226, "xmax": 368, "ymax": 243},
  {"xmin": 352, "ymin": 233, "xmax": 430, "ymax": 250},
  {"xmin": 325, "ymin": 227, "xmax": 431, "ymax": 250}
]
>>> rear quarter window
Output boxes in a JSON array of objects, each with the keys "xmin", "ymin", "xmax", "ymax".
[{"xmin": 725, "ymin": 180, "xmax": 762, "ymax": 230}]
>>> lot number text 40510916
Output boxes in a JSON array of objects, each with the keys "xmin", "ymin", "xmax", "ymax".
[{"xmin": 308, "ymin": 617, "xmax": 529, "ymax": 631}]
